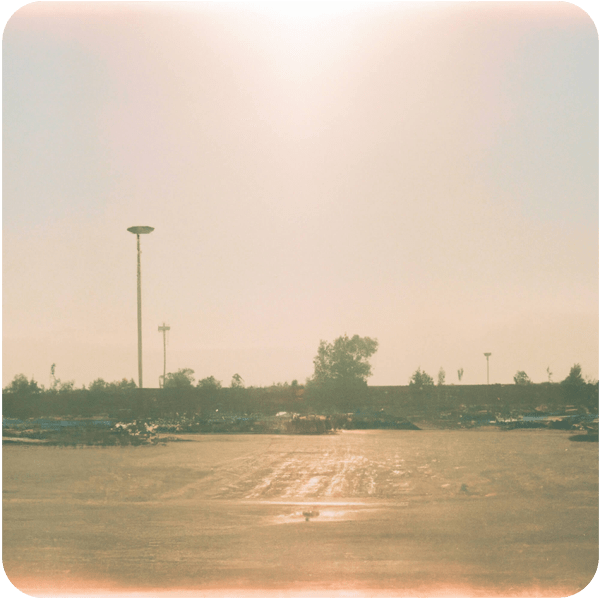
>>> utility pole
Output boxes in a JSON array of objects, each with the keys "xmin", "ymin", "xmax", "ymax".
[{"xmin": 158, "ymin": 323, "xmax": 170, "ymax": 387}]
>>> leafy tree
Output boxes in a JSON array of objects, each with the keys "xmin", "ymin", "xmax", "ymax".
[
  {"xmin": 408, "ymin": 367, "xmax": 434, "ymax": 405},
  {"xmin": 562, "ymin": 364, "xmax": 585, "ymax": 387},
  {"xmin": 89, "ymin": 378, "xmax": 108, "ymax": 392},
  {"xmin": 561, "ymin": 363, "xmax": 595, "ymax": 407},
  {"xmin": 113, "ymin": 378, "xmax": 137, "ymax": 391},
  {"xmin": 89, "ymin": 378, "xmax": 136, "ymax": 393},
  {"xmin": 310, "ymin": 334, "xmax": 378, "ymax": 386},
  {"xmin": 196, "ymin": 375, "xmax": 222, "ymax": 408},
  {"xmin": 3, "ymin": 374, "xmax": 41, "ymax": 395},
  {"xmin": 437, "ymin": 367, "xmax": 446, "ymax": 386},
  {"xmin": 513, "ymin": 371, "xmax": 532, "ymax": 385},
  {"xmin": 45, "ymin": 364, "xmax": 76, "ymax": 392},
  {"xmin": 163, "ymin": 368, "xmax": 195, "ymax": 388},
  {"xmin": 290, "ymin": 379, "xmax": 301, "ymax": 400},
  {"xmin": 58, "ymin": 380, "xmax": 76, "ymax": 392},
  {"xmin": 49, "ymin": 363, "xmax": 65, "ymax": 391},
  {"xmin": 271, "ymin": 381, "xmax": 290, "ymax": 388},
  {"xmin": 231, "ymin": 373, "xmax": 245, "ymax": 389},
  {"xmin": 197, "ymin": 376, "xmax": 222, "ymax": 390},
  {"xmin": 50, "ymin": 363, "xmax": 58, "ymax": 390},
  {"xmin": 457, "ymin": 368, "xmax": 464, "ymax": 382},
  {"xmin": 409, "ymin": 367, "xmax": 434, "ymax": 390},
  {"xmin": 305, "ymin": 334, "xmax": 378, "ymax": 411}
]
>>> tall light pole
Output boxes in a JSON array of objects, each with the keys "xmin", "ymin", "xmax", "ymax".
[
  {"xmin": 484, "ymin": 352, "xmax": 492, "ymax": 385},
  {"xmin": 158, "ymin": 322, "xmax": 170, "ymax": 387},
  {"xmin": 127, "ymin": 226, "xmax": 154, "ymax": 388}
]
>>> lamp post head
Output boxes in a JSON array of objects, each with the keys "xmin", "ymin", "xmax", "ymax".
[
  {"xmin": 484, "ymin": 353, "xmax": 491, "ymax": 358},
  {"xmin": 127, "ymin": 226, "xmax": 154, "ymax": 235}
]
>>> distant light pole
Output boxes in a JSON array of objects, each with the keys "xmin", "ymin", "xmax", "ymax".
[
  {"xmin": 127, "ymin": 226, "xmax": 154, "ymax": 388},
  {"xmin": 484, "ymin": 352, "xmax": 492, "ymax": 385},
  {"xmin": 158, "ymin": 322, "xmax": 170, "ymax": 387}
]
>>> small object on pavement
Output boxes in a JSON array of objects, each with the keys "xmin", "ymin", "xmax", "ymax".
[{"xmin": 302, "ymin": 510, "xmax": 320, "ymax": 521}]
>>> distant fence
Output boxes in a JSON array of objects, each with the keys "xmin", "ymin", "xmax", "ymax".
[{"xmin": 2, "ymin": 382, "xmax": 598, "ymax": 420}]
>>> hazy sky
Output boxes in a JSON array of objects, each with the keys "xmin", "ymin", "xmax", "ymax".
[{"xmin": 2, "ymin": 1, "xmax": 598, "ymax": 389}]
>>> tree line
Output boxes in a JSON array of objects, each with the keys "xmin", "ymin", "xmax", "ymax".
[{"xmin": 3, "ymin": 334, "xmax": 597, "ymax": 409}]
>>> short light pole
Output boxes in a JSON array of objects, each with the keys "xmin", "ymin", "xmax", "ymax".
[
  {"xmin": 484, "ymin": 352, "xmax": 492, "ymax": 385},
  {"xmin": 158, "ymin": 322, "xmax": 170, "ymax": 387},
  {"xmin": 127, "ymin": 226, "xmax": 154, "ymax": 388}
]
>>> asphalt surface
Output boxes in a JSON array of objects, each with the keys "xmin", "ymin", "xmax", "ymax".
[{"xmin": 3, "ymin": 430, "xmax": 598, "ymax": 596}]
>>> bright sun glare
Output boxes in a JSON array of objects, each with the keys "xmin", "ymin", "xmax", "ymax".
[{"xmin": 214, "ymin": 0, "xmax": 388, "ymax": 26}]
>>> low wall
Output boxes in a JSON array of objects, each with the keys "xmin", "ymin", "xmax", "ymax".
[{"xmin": 3, "ymin": 382, "xmax": 597, "ymax": 420}]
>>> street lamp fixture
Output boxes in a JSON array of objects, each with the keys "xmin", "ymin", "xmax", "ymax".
[
  {"xmin": 484, "ymin": 352, "xmax": 491, "ymax": 385},
  {"xmin": 127, "ymin": 226, "xmax": 154, "ymax": 388}
]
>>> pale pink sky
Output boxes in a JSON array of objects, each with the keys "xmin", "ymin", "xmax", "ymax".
[{"xmin": 2, "ymin": 2, "xmax": 598, "ymax": 388}]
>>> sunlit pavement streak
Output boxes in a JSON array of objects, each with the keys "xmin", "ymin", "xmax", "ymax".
[
  {"xmin": 203, "ymin": 434, "xmax": 501, "ymax": 502},
  {"xmin": 3, "ymin": 430, "xmax": 598, "ymax": 596}
]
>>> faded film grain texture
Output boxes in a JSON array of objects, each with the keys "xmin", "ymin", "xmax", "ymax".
[
  {"xmin": 2, "ymin": 1, "xmax": 598, "ymax": 388},
  {"xmin": 2, "ymin": 1, "xmax": 599, "ymax": 597},
  {"xmin": 3, "ymin": 431, "xmax": 598, "ymax": 596}
]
